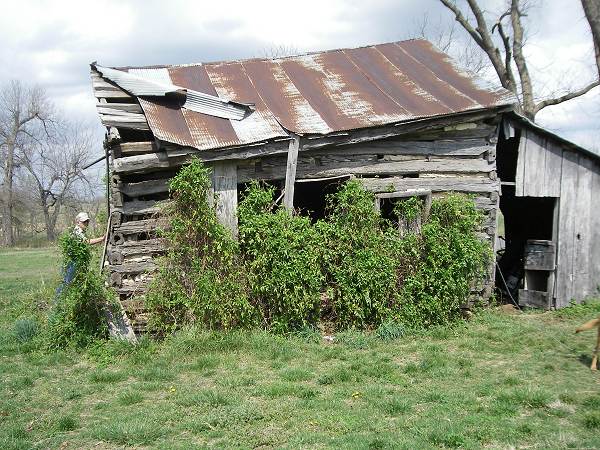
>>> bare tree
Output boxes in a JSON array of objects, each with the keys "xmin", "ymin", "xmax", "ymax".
[
  {"xmin": 439, "ymin": 0, "xmax": 600, "ymax": 120},
  {"xmin": 20, "ymin": 123, "xmax": 95, "ymax": 241},
  {"xmin": 0, "ymin": 81, "xmax": 53, "ymax": 246},
  {"xmin": 412, "ymin": 13, "xmax": 488, "ymax": 75},
  {"xmin": 582, "ymin": 0, "xmax": 600, "ymax": 78},
  {"xmin": 260, "ymin": 44, "xmax": 300, "ymax": 59}
]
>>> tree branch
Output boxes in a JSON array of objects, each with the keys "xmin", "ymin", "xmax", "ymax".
[
  {"xmin": 534, "ymin": 79, "xmax": 600, "ymax": 114},
  {"xmin": 439, "ymin": 0, "xmax": 514, "ymax": 91},
  {"xmin": 510, "ymin": 0, "xmax": 535, "ymax": 117}
]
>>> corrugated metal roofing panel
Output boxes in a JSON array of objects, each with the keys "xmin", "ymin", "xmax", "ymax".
[
  {"xmin": 95, "ymin": 64, "xmax": 252, "ymax": 121},
  {"xmin": 92, "ymin": 39, "xmax": 516, "ymax": 152},
  {"xmin": 204, "ymin": 62, "xmax": 288, "ymax": 143},
  {"xmin": 375, "ymin": 42, "xmax": 478, "ymax": 112},
  {"xmin": 343, "ymin": 46, "xmax": 453, "ymax": 117},
  {"xmin": 168, "ymin": 65, "xmax": 242, "ymax": 149},
  {"xmin": 241, "ymin": 59, "xmax": 333, "ymax": 135},
  {"xmin": 396, "ymin": 40, "xmax": 512, "ymax": 106}
]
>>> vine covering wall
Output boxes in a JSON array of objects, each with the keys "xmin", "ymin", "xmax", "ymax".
[{"xmin": 146, "ymin": 159, "xmax": 491, "ymax": 335}]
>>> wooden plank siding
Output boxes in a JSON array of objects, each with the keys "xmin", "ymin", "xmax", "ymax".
[
  {"xmin": 515, "ymin": 129, "xmax": 561, "ymax": 197},
  {"xmin": 514, "ymin": 127, "xmax": 600, "ymax": 308}
]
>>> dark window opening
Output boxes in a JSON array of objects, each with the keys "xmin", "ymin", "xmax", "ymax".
[
  {"xmin": 294, "ymin": 177, "xmax": 350, "ymax": 221},
  {"xmin": 117, "ymin": 128, "xmax": 154, "ymax": 143},
  {"xmin": 376, "ymin": 190, "xmax": 432, "ymax": 235}
]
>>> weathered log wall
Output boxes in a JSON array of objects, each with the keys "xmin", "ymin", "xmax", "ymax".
[{"xmin": 92, "ymin": 67, "xmax": 502, "ymax": 330}]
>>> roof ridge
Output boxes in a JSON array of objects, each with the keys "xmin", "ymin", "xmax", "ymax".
[{"xmin": 107, "ymin": 38, "xmax": 428, "ymax": 70}]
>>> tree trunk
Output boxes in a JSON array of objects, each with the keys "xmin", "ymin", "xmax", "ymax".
[
  {"xmin": 2, "ymin": 140, "xmax": 15, "ymax": 246},
  {"xmin": 582, "ymin": 0, "xmax": 600, "ymax": 78},
  {"xmin": 42, "ymin": 201, "xmax": 60, "ymax": 242}
]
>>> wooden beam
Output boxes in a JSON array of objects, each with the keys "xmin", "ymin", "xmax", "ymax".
[
  {"xmin": 212, "ymin": 161, "xmax": 238, "ymax": 237},
  {"xmin": 237, "ymin": 155, "xmax": 495, "ymax": 183},
  {"xmin": 359, "ymin": 176, "xmax": 499, "ymax": 194},
  {"xmin": 284, "ymin": 135, "xmax": 300, "ymax": 212}
]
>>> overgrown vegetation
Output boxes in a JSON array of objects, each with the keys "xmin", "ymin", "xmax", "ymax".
[
  {"xmin": 238, "ymin": 182, "xmax": 323, "ymax": 333},
  {"xmin": 147, "ymin": 159, "xmax": 490, "ymax": 335},
  {"xmin": 146, "ymin": 161, "xmax": 255, "ymax": 334},
  {"xmin": 44, "ymin": 231, "xmax": 110, "ymax": 348}
]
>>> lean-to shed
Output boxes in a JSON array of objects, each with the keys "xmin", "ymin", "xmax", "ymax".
[
  {"xmin": 90, "ymin": 39, "xmax": 597, "ymax": 330},
  {"xmin": 496, "ymin": 113, "xmax": 600, "ymax": 309}
]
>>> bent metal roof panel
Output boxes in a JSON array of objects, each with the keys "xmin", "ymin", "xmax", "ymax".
[{"xmin": 92, "ymin": 39, "xmax": 516, "ymax": 151}]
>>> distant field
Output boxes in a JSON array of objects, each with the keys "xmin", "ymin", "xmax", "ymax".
[
  {"xmin": 0, "ymin": 247, "xmax": 59, "ymax": 298},
  {"xmin": 1, "ymin": 248, "xmax": 600, "ymax": 449}
]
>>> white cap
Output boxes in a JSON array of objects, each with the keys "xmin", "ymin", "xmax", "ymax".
[{"xmin": 75, "ymin": 212, "xmax": 90, "ymax": 223}]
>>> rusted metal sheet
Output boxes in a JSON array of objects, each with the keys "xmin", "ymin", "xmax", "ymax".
[
  {"xmin": 375, "ymin": 42, "xmax": 477, "ymax": 112},
  {"xmin": 343, "ymin": 46, "xmax": 453, "ymax": 117},
  {"xmin": 204, "ymin": 62, "xmax": 288, "ymax": 144},
  {"xmin": 397, "ymin": 40, "xmax": 513, "ymax": 107},
  {"xmin": 168, "ymin": 65, "xmax": 241, "ymax": 150},
  {"xmin": 241, "ymin": 59, "xmax": 332, "ymax": 135},
  {"xmin": 95, "ymin": 64, "xmax": 252, "ymax": 120},
  {"xmin": 93, "ymin": 39, "xmax": 516, "ymax": 151}
]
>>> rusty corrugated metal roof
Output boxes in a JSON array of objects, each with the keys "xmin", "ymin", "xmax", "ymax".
[{"xmin": 94, "ymin": 39, "xmax": 515, "ymax": 151}]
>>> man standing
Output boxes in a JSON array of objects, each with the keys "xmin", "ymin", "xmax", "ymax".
[
  {"xmin": 73, "ymin": 212, "xmax": 105, "ymax": 245},
  {"xmin": 57, "ymin": 212, "xmax": 105, "ymax": 294}
]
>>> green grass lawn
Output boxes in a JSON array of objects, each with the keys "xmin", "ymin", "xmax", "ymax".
[{"xmin": 1, "ymin": 248, "xmax": 600, "ymax": 449}]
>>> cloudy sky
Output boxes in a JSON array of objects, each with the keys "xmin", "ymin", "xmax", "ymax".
[{"xmin": 1, "ymin": 0, "xmax": 598, "ymax": 160}]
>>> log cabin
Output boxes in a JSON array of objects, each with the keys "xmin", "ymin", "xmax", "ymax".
[{"xmin": 89, "ymin": 39, "xmax": 600, "ymax": 331}]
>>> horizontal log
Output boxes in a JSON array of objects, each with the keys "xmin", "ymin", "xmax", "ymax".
[
  {"xmin": 100, "ymin": 114, "xmax": 150, "ymax": 131},
  {"xmin": 237, "ymin": 155, "xmax": 496, "ymax": 183},
  {"xmin": 114, "ymin": 218, "xmax": 167, "ymax": 235},
  {"xmin": 120, "ymin": 178, "xmax": 170, "ymax": 197},
  {"xmin": 117, "ymin": 277, "xmax": 152, "ymax": 295},
  {"xmin": 113, "ymin": 152, "xmax": 173, "ymax": 174},
  {"xmin": 109, "ymin": 261, "xmax": 158, "ymax": 274},
  {"xmin": 309, "ymin": 138, "xmax": 490, "ymax": 158},
  {"xmin": 162, "ymin": 139, "xmax": 291, "ymax": 162},
  {"xmin": 118, "ymin": 200, "xmax": 162, "ymax": 216},
  {"xmin": 359, "ymin": 176, "xmax": 500, "ymax": 194},
  {"xmin": 115, "ymin": 141, "xmax": 156, "ymax": 156},
  {"xmin": 118, "ymin": 238, "xmax": 167, "ymax": 257}
]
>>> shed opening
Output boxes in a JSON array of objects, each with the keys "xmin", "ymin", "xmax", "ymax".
[
  {"xmin": 294, "ymin": 176, "xmax": 350, "ymax": 221},
  {"xmin": 496, "ymin": 185, "xmax": 556, "ymax": 304}
]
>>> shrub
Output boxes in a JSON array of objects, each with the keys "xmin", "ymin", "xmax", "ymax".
[
  {"xmin": 394, "ymin": 194, "xmax": 490, "ymax": 328},
  {"xmin": 318, "ymin": 180, "xmax": 398, "ymax": 329},
  {"xmin": 146, "ymin": 159, "xmax": 256, "ymax": 333},
  {"xmin": 239, "ymin": 181, "xmax": 324, "ymax": 332},
  {"xmin": 148, "ymin": 163, "xmax": 490, "ymax": 335},
  {"xmin": 45, "ymin": 230, "xmax": 111, "ymax": 349}
]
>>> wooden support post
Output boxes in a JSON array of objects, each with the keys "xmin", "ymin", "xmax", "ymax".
[
  {"xmin": 284, "ymin": 135, "xmax": 300, "ymax": 212},
  {"xmin": 212, "ymin": 161, "xmax": 238, "ymax": 237}
]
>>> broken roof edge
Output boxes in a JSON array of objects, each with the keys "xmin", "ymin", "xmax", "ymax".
[
  {"xmin": 159, "ymin": 104, "xmax": 516, "ymax": 155},
  {"xmin": 506, "ymin": 112, "xmax": 600, "ymax": 162},
  {"xmin": 91, "ymin": 62, "xmax": 255, "ymax": 121}
]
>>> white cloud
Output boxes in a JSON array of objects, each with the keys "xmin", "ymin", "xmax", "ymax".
[{"xmin": 0, "ymin": 0, "xmax": 597, "ymax": 155}]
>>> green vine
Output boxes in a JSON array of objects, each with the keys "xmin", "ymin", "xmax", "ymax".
[
  {"xmin": 147, "ymin": 160, "xmax": 491, "ymax": 335},
  {"xmin": 46, "ymin": 231, "xmax": 110, "ymax": 349},
  {"xmin": 146, "ymin": 160, "xmax": 256, "ymax": 334}
]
